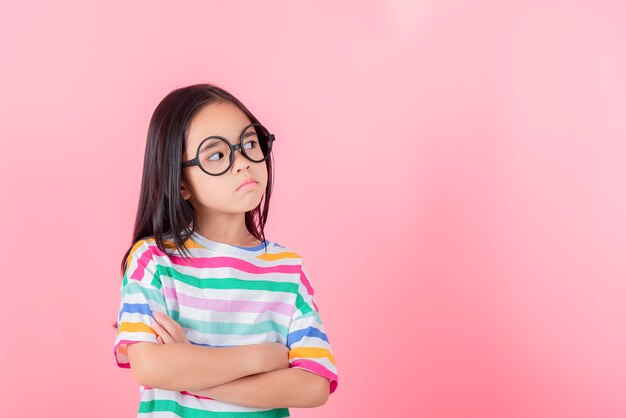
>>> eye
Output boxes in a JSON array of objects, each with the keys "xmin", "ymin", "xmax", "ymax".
[
  {"xmin": 244, "ymin": 140, "xmax": 257, "ymax": 150},
  {"xmin": 207, "ymin": 152, "xmax": 224, "ymax": 161}
]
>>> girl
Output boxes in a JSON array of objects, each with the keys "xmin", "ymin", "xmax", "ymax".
[{"xmin": 112, "ymin": 83, "xmax": 338, "ymax": 417}]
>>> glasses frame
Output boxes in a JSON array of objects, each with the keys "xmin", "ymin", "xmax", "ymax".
[{"xmin": 181, "ymin": 122, "xmax": 276, "ymax": 176}]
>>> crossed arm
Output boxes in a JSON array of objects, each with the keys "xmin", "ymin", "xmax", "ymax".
[
  {"xmin": 126, "ymin": 313, "xmax": 329, "ymax": 408},
  {"xmin": 190, "ymin": 367, "xmax": 329, "ymax": 409}
]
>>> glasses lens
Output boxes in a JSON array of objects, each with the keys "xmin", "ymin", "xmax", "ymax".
[
  {"xmin": 198, "ymin": 137, "xmax": 231, "ymax": 175},
  {"xmin": 241, "ymin": 124, "xmax": 273, "ymax": 162}
]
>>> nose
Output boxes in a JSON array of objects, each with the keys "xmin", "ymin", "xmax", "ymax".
[{"xmin": 232, "ymin": 145, "xmax": 250, "ymax": 172}]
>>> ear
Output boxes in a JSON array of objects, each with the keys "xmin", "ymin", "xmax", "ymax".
[{"xmin": 180, "ymin": 178, "xmax": 191, "ymax": 200}]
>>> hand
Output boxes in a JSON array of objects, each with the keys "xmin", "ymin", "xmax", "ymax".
[{"xmin": 151, "ymin": 311, "xmax": 191, "ymax": 344}]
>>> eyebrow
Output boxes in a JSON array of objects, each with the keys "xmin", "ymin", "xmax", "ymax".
[
  {"xmin": 199, "ymin": 140, "xmax": 222, "ymax": 153},
  {"xmin": 198, "ymin": 129, "xmax": 258, "ymax": 152}
]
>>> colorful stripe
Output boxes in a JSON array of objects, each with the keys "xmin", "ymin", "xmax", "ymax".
[
  {"xmin": 113, "ymin": 235, "xmax": 338, "ymax": 416},
  {"xmin": 138, "ymin": 400, "xmax": 289, "ymax": 417}
]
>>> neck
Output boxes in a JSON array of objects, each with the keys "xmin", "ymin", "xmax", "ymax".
[{"xmin": 192, "ymin": 211, "xmax": 260, "ymax": 246}]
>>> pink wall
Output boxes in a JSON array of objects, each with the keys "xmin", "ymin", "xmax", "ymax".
[{"xmin": 1, "ymin": 1, "xmax": 625, "ymax": 417}]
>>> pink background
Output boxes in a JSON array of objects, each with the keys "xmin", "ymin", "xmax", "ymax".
[{"xmin": 1, "ymin": 1, "xmax": 625, "ymax": 417}]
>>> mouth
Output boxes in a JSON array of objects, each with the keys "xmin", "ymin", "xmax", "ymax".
[{"xmin": 237, "ymin": 179, "xmax": 258, "ymax": 191}]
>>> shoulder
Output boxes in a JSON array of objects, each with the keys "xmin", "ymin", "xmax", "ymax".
[
  {"xmin": 263, "ymin": 241, "xmax": 314, "ymax": 285},
  {"xmin": 268, "ymin": 239, "xmax": 299, "ymax": 256},
  {"xmin": 127, "ymin": 236, "xmax": 160, "ymax": 256},
  {"xmin": 124, "ymin": 237, "xmax": 172, "ymax": 272},
  {"xmin": 126, "ymin": 237, "xmax": 153, "ymax": 263},
  {"xmin": 258, "ymin": 240, "xmax": 305, "ymax": 265},
  {"xmin": 128, "ymin": 233, "xmax": 198, "ymax": 260}
]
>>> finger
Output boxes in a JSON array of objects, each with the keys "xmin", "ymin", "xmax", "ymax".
[
  {"xmin": 151, "ymin": 317, "xmax": 174, "ymax": 344},
  {"xmin": 153, "ymin": 313, "xmax": 189, "ymax": 344},
  {"xmin": 153, "ymin": 312, "xmax": 183, "ymax": 340},
  {"xmin": 156, "ymin": 335, "xmax": 164, "ymax": 344}
]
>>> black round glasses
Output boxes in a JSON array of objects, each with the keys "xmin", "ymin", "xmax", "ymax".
[{"xmin": 181, "ymin": 123, "xmax": 276, "ymax": 176}]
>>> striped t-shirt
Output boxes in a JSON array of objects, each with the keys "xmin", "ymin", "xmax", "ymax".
[{"xmin": 113, "ymin": 231, "xmax": 338, "ymax": 417}]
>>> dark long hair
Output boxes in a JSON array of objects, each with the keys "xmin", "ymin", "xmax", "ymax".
[{"xmin": 112, "ymin": 83, "xmax": 275, "ymax": 329}]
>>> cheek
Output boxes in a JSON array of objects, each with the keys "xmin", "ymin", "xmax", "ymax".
[
  {"xmin": 255, "ymin": 164, "xmax": 269, "ymax": 188},
  {"xmin": 188, "ymin": 173, "xmax": 224, "ymax": 200}
]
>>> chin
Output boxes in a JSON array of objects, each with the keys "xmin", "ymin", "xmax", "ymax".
[{"xmin": 236, "ymin": 194, "xmax": 264, "ymax": 211}]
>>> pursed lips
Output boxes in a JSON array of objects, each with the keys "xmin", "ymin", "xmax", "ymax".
[{"xmin": 237, "ymin": 179, "xmax": 257, "ymax": 190}]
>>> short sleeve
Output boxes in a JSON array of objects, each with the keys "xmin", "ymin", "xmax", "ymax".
[
  {"xmin": 113, "ymin": 239, "xmax": 167, "ymax": 368},
  {"xmin": 286, "ymin": 260, "xmax": 339, "ymax": 394}
]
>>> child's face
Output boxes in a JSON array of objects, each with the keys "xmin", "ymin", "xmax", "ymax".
[{"xmin": 180, "ymin": 101, "xmax": 269, "ymax": 216}]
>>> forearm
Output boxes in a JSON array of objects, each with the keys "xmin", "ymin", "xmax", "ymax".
[
  {"xmin": 190, "ymin": 368, "xmax": 330, "ymax": 409},
  {"xmin": 128, "ymin": 342, "xmax": 262, "ymax": 391}
]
